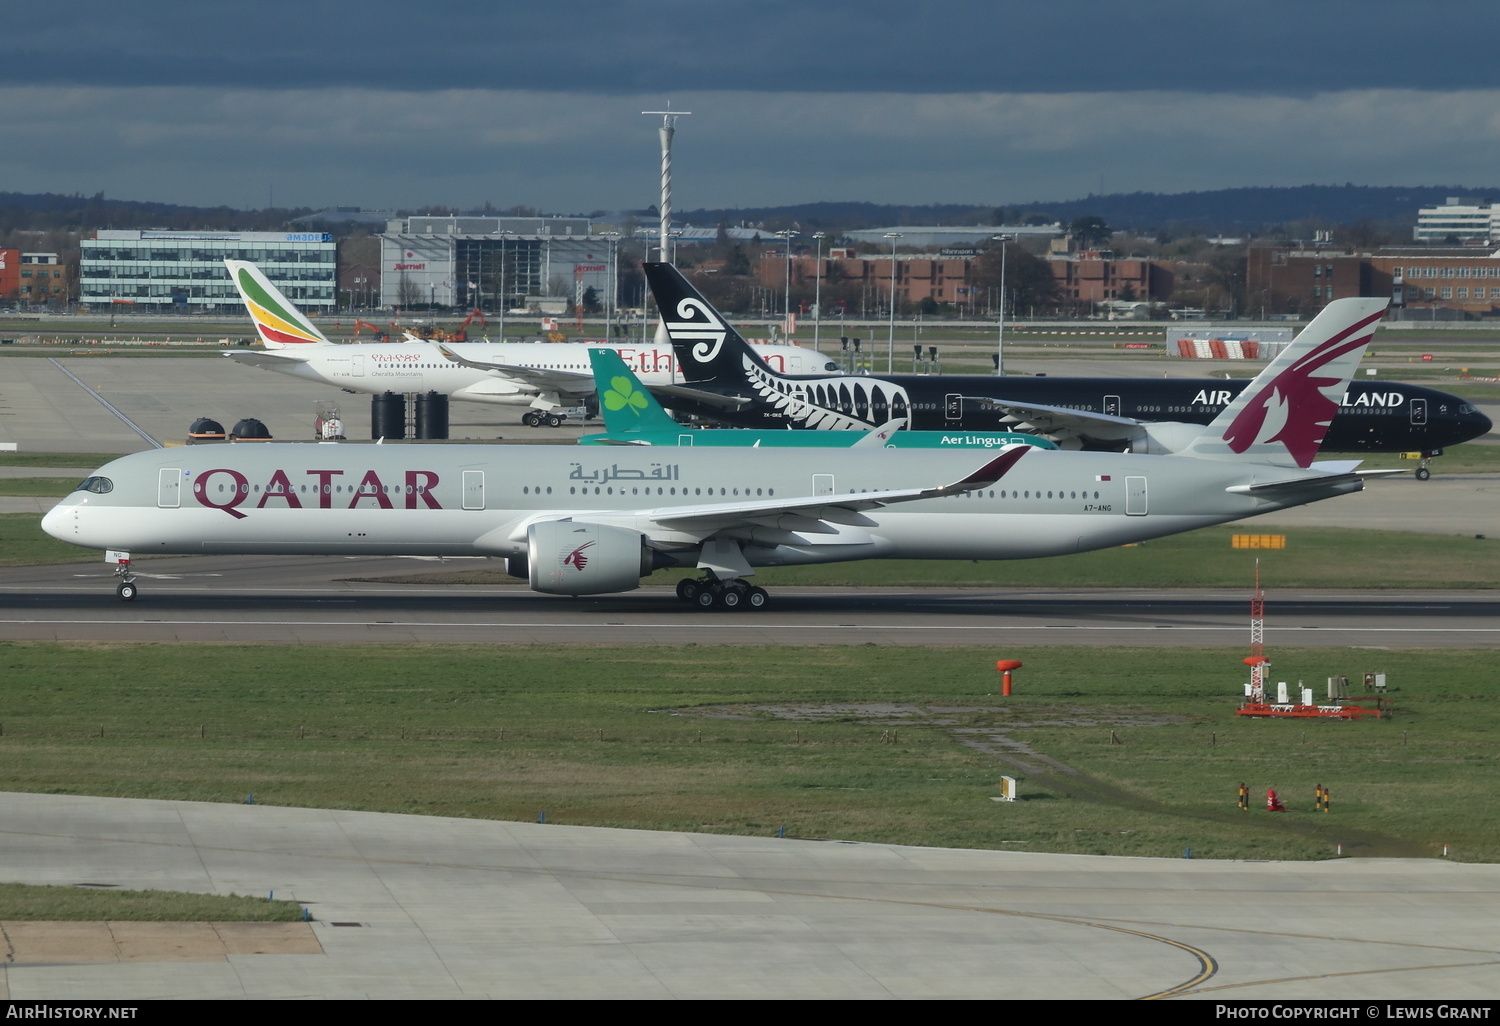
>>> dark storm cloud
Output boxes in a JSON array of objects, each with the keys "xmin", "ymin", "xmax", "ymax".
[{"xmin": 6, "ymin": 0, "xmax": 1495, "ymax": 95}]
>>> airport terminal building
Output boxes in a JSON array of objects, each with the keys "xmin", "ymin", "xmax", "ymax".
[
  {"xmin": 379, "ymin": 216, "xmax": 618, "ymax": 311},
  {"xmin": 79, "ymin": 230, "xmax": 337, "ymax": 313}
]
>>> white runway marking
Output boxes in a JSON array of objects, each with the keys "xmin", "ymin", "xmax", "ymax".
[{"xmin": 0, "ymin": 617, "xmax": 1495, "ymax": 634}]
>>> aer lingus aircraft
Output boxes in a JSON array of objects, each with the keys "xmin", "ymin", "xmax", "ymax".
[
  {"xmin": 46, "ymin": 296, "xmax": 1390, "ymax": 610},
  {"xmin": 578, "ymin": 347, "xmax": 1055, "ymax": 450},
  {"xmin": 221, "ymin": 259, "xmax": 835, "ymax": 424},
  {"xmin": 643, "ymin": 262, "xmax": 1489, "ymax": 477}
]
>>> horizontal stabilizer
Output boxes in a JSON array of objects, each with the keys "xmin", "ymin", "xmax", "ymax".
[{"xmin": 644, "ymin": 382, "xmax": 752, "ymax": 410}]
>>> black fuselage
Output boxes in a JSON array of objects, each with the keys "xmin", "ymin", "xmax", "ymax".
[
  {"xmin": 669, "ymin": 373, "xmax": 1487, "ymax": 453},
  {"xmin": 640, "ymin": 261, "xmax": 1491, "ymax": 455}
]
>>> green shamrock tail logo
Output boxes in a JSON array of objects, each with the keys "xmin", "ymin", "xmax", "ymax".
[{"xmin": 603, "ymin": 376, "xmax": 650, "ymax": 417}]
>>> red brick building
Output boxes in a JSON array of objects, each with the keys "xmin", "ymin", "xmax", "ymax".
[
  {"xmin": 763, "ymin": 249, "xmax": 1173, "ymax": 314},
  {"xmin": 18, "ymin": 253, "xmax": 66, "ymax": 304},
  {"xmin": 1046, "ymin": 250, "xmax": 1173, "ymax": 305},
  {"xmin": 760, "ymin": 252, "xmax": 984, "ymax": 310},
  {"xmin": 0, "ymin": 249, "xmax": 18, "ymax": 301},
  {"xmin": 1247, "ymin": 245, "xmax": 1500, "ymax": 317}
]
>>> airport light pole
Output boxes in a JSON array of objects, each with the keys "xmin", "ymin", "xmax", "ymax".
[
  {"xmin": 993, "ymin": 234, "xmax": 1013, "ymax": 377},
  {"xmin": 601, "ymin": 231, "xmax": 620, "ymax": 340},
  {"xmin": 497, "ymin": 230, "xmax": 512, "ymax": 342},
  {"xmin": 884, "ymin": 232, "xmax": 903, "ymax": 373},
  {"xmin": 811, "ymin": 231, "xmax": 826, "ymax": 352},
  {"xmin": 776, "ymin": 229, "xmax": 798, "ymax": 341}
]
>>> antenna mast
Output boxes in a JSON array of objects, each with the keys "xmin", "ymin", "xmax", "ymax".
[
  {"xmin": 1248, "ymin": 557, "xmax": 1267, "ymax": 699},
  {"xmin": 641, "ymin": 107, "xmax": 691, "ymax": 261}
]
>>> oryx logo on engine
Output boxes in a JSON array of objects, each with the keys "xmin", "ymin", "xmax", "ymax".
[{"xmin": 562, "ymin": 541, "xmax": 596, "ymax": 571}]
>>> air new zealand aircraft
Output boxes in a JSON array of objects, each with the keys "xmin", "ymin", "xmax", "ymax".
[{"xmin": 642, "ymin": 262, "xmax": 1491, "ymax": 479}]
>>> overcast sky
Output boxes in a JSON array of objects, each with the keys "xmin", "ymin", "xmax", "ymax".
[{"xmin": 3, "ymin": 1, "xmax": 1497, "ymax": 214}]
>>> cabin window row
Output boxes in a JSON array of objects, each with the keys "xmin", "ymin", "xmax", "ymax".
[{"xmin": 566, "ymin": 486, "xmax": 776, "ymax": 497}]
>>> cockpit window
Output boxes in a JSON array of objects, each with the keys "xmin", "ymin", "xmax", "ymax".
[{"xmin": 74, "ymin": 476, "xmax": 113, "ymax": 494}]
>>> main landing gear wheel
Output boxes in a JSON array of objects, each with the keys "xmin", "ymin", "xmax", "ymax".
[
  {"xmin": 680, "ymin": 577, "xmax": 769, "ymax": 611},
  {"xmin": 117, "ymin": 581, "xmax": 137, "ymax": 602},
  {"xmin": 546, "ymin": 413, "xmax": 563, "ymax": 427},
  {"xmin": 521, "ymin": 411, "xmax": 538, "ymax": 427}
]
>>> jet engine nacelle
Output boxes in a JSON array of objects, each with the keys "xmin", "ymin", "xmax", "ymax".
[
  {"xmin": 527, "ymin": 521, "xmax": 655, "ymax": 596},
  {"xmin": 1126, "ymin": 420, "xmax": 1203, "ymax": 455}
]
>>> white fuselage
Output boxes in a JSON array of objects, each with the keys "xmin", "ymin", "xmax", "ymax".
[
  {"xmin": 230, "ymin": 340, "xmax": 836, "ymax": 407},
  {"xmin": 43, "ymin": 444, "xmax": 1360, "ymax": 572}
]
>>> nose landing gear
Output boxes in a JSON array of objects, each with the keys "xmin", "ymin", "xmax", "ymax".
[
  {"xmin": 112, "ymin": 557, "xmax": 138, "ymax": 602},
  {"xmin": 1413, "ymin": 448, "xmax": 1443, "ymax": 481}
]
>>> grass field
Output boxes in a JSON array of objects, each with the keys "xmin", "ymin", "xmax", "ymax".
[
  {"xmin": 0, "ymin": 642, "xmax": 1491, "ymax": 863},
  {"xmin": 0, "ymin": 477, "xmax": 83, "ymax": 498},
  {"xmin": 0, "ymin": 882, "xmax": 303, "ymax": 922},
  {"xmin": 0, "ymin": 454, "xmax": 125, "ymax": 469}
]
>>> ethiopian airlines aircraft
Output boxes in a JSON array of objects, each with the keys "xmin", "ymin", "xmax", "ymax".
[
  {"xmin": 47, "ymin": 296, "xmax": 1391, "ymax": 610},
  {"xmin": 221, "ymin": 260, "xmax": 835, "ymax": 423}
]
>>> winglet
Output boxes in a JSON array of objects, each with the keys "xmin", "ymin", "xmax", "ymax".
[
  {"xmin": 225, "ymin": 260, "xmax": 331, "ymax": 349},
  {"xmin": 851, "ymin": 419, "xmax": 908, "ymax": 448},
  {"xmin": 958, "ymin": 444, "xmax": 1030, "ymax": 488},
  {"xmin": 921, "ymin": 445, "xmax": 1030, "ymax": 499}
]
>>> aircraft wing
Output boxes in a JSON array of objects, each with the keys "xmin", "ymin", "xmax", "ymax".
[
  {"xmin": 644, "ymin": 445, "xmax": 1029, "ymax": 533},
  {"xmin": 643, "ymin": 382, "xmax": 752, "ymax": 410},
  {"xmin": 436, "ymin": 342, "xmax": 593, "ymax": 394},
  {"xmin": 968, "ymin": 396, "xmax": 1147, "ymax": 444},
  {"xmin": 222, "ymin": 350, "xmax": 311, "ymax": 369}
]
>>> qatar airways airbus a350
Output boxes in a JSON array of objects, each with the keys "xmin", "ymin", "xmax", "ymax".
[{"xmin": 47, "ymin": 295, "xmax": 1392, "ymax": 610}]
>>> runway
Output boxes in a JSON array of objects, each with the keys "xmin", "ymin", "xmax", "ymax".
[
  {"xmin": 1, "ymin": 556, "xmax": 1495, "ymax": 646},
  {"xmin": 3, "ymin": 352, "xmax": 1498, "ymax": 1001},
  {"xmin": 2, "ymin": 792, "xmax": 1498, "ymax": 1000}
]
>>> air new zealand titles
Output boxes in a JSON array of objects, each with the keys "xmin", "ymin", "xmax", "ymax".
[{"xmin": 642, "ymin": 262, "xmax": 1490, "ymax": 476}]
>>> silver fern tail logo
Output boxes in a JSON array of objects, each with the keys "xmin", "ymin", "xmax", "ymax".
[
  {"xmin": 666, "ymin": 298, "xmax": 727, "ymax": 363},
  {"xmin": 743, "ymin": 356, "xmax": 911, "ymax": 430}
]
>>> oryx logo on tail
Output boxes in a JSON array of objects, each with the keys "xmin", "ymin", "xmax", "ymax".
[
  {"xmin": 665, "ymin": 298, "xmax": 728, "ymax": 364},
  {"xmin": 1223, "ymin": 308, "xmax": 1385, "ymax": 467},
  {"xmin": 1186, "ymin": 298, "xmax": 1389, "ymax": 467}
]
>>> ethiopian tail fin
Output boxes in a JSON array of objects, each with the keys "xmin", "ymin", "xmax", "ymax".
[{"xmin": 226, "ymin": 259, "xmax": 332, "ymax": 349}]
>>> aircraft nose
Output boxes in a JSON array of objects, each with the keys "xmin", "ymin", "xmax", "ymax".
[{"xmin": 40, "ymin": 502, "xmax": 70, "ymax": 541}]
